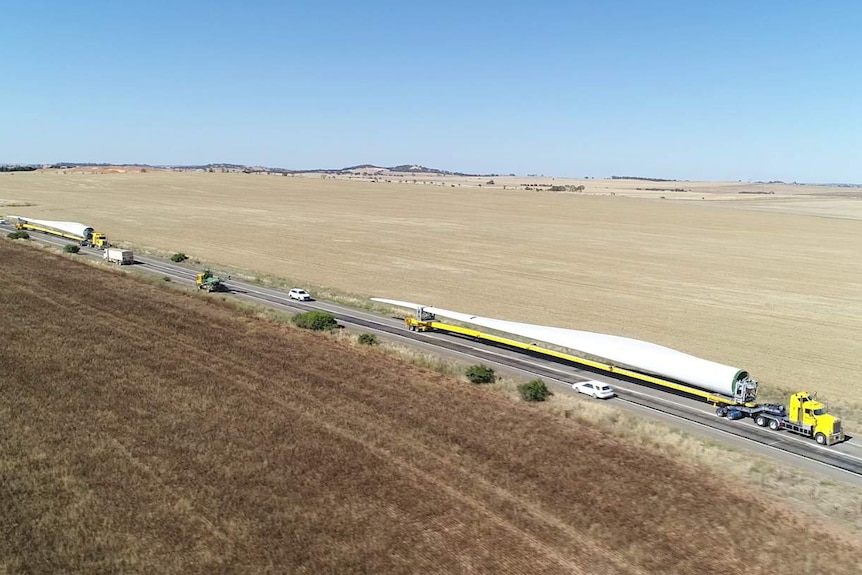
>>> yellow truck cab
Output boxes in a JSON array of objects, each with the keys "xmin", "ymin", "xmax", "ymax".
[
  {"xmin": 90, "ymin": 232, "xmax": 109, "ymax": 248},
  {"xmin": 751, "ymin": 391, "xmax": 844, "ymax": 445},
  {"xmin": 196, "ymin": 270, "xmax": 213, "ymax": 288},
  {"xmin": 786, "ymin": 392, "xmax": 844, "ymax": 445}
]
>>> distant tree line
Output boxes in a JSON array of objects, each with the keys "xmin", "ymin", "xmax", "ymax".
[
  {"xmin": 0, "ymin": 166, "xmax": 37, "ymax": 172},
  {"xmin": 549, "ymin": 185, "xmax": 585, "ymax": 192},
  {"xmin": 521, "ymin": 183, "xmax": 585, "ymax": 192},
  {"xmin": 611, "ymin": 176, "xmax": 677, "ymax": 182},
  {"xmin": 635, "ymin": 187, "xmax": 687, "ymax": 192}
]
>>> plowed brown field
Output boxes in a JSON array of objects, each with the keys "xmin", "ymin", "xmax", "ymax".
[{"xmin": 1, "ymin": 240, "xmax": 859, "ymax": 574}]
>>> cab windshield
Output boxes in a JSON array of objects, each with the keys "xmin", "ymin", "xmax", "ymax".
[{"xmin": 813, "ymin": 407, "xmax": 827, "ymax": 416}]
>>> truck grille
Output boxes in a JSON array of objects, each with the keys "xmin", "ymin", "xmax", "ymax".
[{"xmin": 834, "ymin": 421, "xmax": 843, "ymax": 435}]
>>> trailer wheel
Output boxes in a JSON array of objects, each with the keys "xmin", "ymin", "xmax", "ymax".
[
  {"xmin": 715, "ymin": 406, "xmax": 728, "ymax": 418},
  {"xmin": 755, "ymin": 415, "xmax": 768, "ymax": 427},
  {"xmin": 768, "ymin": 419, "xmax": 780, "ymax": 431},
  {"xmin": 815, "ymin": 433, "xmax": 827, "ymax": 445}
]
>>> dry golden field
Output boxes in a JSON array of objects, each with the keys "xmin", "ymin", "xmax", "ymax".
[
  {"xmin": 1, "ymin": 240, "xmax": 860, "ymax": 573},
  {"xmin": 2, "ymin": 170, "xmax": 861, "ymax": 427}
]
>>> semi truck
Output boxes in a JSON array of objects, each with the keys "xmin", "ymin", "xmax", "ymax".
[
  {"xmin": 13, "ymin": 216, "xmax": 109, "ymax": 248},
  {"xmin": 104, "ymin": 248, "xmax": 134, "ymax": 265},
  {"xmin": 373, "ymin": 298, "xmax": 845, "ymax": 446},
  {"xmin": 714, "ymin": 392, "xmax": 841, "ymax": 445}
]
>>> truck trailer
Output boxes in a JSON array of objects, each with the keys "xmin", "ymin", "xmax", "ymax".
[
  {"xmin": 13, "ymin": 216, "xmax": 109, "ymax": 248},
  {"xmin": 104, "ymin": 248, "xmax": 134, "ymax": 265},
  {"xmin": 372, "ymin": 298, "xmax": 845, "ymax": 446}
]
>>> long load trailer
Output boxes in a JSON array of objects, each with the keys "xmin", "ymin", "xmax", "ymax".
[
  {"xmin": 374, "ymin": 298, "xmax": 757, "ymax": 402},
  {"xmin": 11, "ymin": 216, "xmax": 109, "ymax": 248},
  {"xmin": 373, "ymin": 298, "xmax": 844, "ymax": 445}
]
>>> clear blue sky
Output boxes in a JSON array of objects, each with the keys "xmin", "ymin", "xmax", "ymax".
[{"xmin": 3, "ymin": 0, "xmax": 861, "ymax": 181}]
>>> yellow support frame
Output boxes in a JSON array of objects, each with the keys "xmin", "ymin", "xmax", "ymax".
[
  {"xmin": 17, "ymin": 222, "xmax": 83, "ymax": 243},
  {"xmin": 407, "ymin": 317, "xmax": 739, "ymax": 406}
]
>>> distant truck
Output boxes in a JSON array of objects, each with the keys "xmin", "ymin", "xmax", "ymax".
[
  {"xmin": 13, "ymin": 216, "xmax": 109, "ymax": 248},
  {"xmin": 104, "ymin": 248, "xmax": 134, "ymax": 265},
  {"xmin": 196, "ymin": 269, "xmax": 229, "ymax": 292}
]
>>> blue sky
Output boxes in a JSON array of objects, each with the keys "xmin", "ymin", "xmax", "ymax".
[{"xmin": 2, "ymin": 1, "xmax": 861, "ymax": 181}]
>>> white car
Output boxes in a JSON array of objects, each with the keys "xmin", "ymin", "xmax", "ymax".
[
  {"xmin": 288, "ymin": 288, "xmax": 312, "ymax": 301},
  {"xmin": 572, "ymin": 380, "xmax": 615, "ymax": 399}
]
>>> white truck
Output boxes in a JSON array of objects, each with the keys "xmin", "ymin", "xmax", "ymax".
[{"xmin": 104, "ymin": 248, "xmax": 134, "ymax": 265}]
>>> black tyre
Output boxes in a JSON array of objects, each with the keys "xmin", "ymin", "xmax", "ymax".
[
  {"xmin": 755, "ymin": 415, "xmax": 768, "ymax": 427},
  {"xmin": 815, "ymin": 433, "xmax": 827, "ymax": 445},
  {"xmin": 768, "ymin": 419, "xmax": 780, "ymax": 431}
]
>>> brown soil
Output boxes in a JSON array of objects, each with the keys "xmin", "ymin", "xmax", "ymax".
[{"xmin": 1, "ymin": 240, "xmax": 859, "ymax": 573}]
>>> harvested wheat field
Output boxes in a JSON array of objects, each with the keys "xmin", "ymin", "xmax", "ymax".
[
  {"xmin": 1, "ymin": 240, "xmax": 860, "ymax": 574},
  {"xmin": 3, "ymin": 171, "xmax": 862, "ymax": 428}
]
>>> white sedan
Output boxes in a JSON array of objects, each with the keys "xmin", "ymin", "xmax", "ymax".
[{"xmin": 572, "ymin": 380, "xmax": 615, "ymax": 399}]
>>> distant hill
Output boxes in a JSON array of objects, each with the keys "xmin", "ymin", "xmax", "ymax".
[
  {"xmin": 339, "ymin": 164, "xmax": 496, "ymax": 177},
  {"xmin": 31, "ymin": 162, "xmax": 500, "ymax": 177}
]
